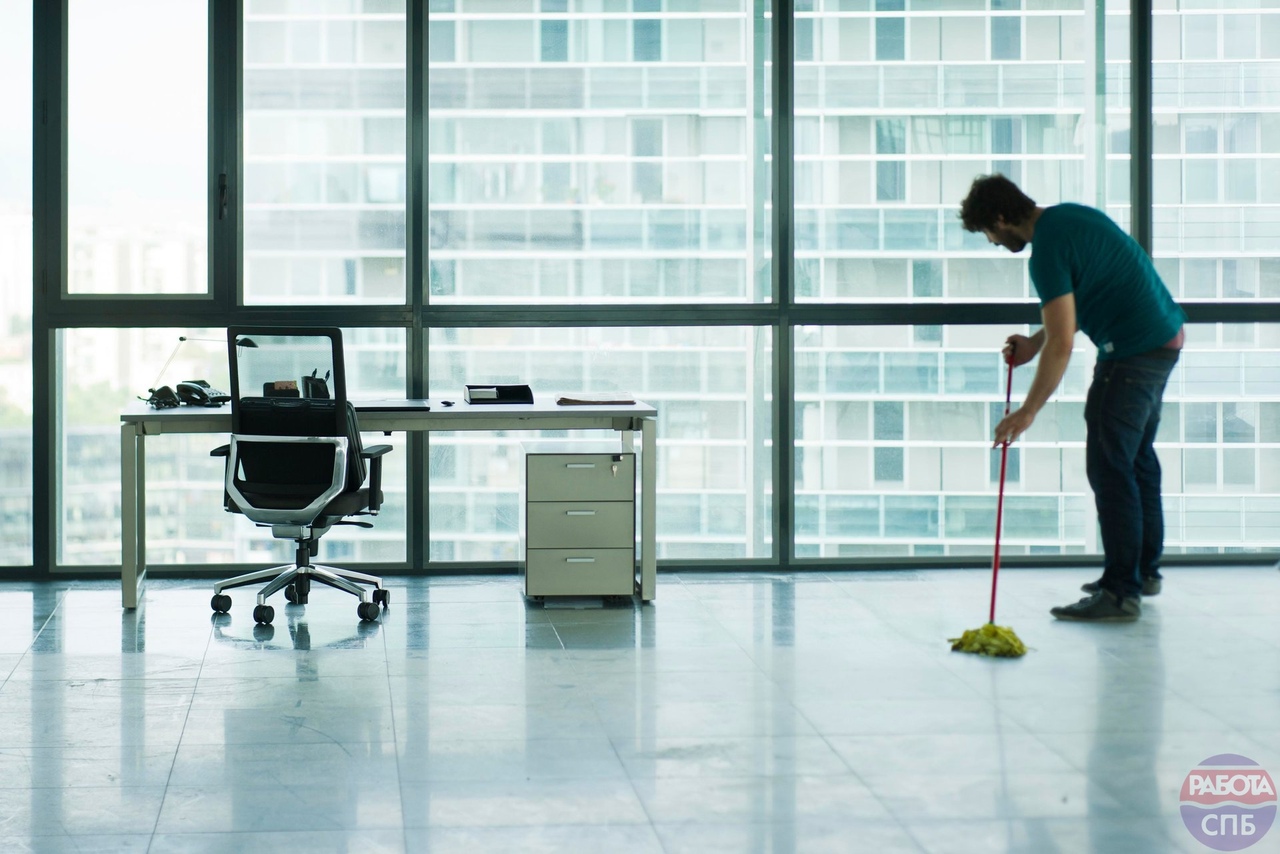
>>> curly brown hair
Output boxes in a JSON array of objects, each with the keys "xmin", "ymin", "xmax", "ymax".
[{"xmin": 959, "ymin": 174, "xmax": 1037, "ymax": 233}]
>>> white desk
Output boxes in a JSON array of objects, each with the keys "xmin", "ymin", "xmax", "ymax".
[{"xmin": 120, "ymin": 397, "xmax": 658, "ymax": 609}]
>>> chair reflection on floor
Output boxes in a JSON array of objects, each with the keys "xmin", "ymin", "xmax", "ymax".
[{"xmin": 211, "ymin": 609, "xmax": 381, "ymax": 654}]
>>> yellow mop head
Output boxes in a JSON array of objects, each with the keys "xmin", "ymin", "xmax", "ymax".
[{"xmin": 950, "ymin": 623, "xmax": 1027, "ymax": 658}]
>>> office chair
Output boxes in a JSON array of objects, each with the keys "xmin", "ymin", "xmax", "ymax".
[{"xmin": 209, "ymin": 327, "xmax": 391, "ymax": 625}]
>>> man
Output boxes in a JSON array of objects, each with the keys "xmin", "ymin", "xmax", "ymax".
[{"xmin": 959, "ymin": 174, "xmax": 1186, "ymax": 622}]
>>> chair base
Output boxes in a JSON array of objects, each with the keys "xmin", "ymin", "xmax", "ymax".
[{"xmin": 212, "ymin": 563, "xmax": 387, "ymax": 625}]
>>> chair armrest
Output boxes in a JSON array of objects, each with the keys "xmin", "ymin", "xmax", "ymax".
[
  {"xmin": 362, "ymin": 444, "xmax": 391, "ymax": 513},
  {"xmin": 210, "ymin": 444, "xmax": 231, "ymax": 510}
]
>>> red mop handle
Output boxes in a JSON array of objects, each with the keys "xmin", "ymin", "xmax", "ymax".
[{"xmin": 989, "ymin": 358, "xmax": 1014, "ymax": 625}]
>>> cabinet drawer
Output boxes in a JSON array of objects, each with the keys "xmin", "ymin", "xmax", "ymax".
[
  {"xmin": 527, "ymin": 454, "xmax": 635, "ymax": 502},
  {"xmin": 525, "ymin": 548, "xmax": 635, "ymax": 596},
  {"xmin": 526, "ymin": 501, "xmax": 634, "ymax": 549}
]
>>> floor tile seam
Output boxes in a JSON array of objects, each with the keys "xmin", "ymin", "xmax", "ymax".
[
  {"xmin": 603, "ymin": 726, "xmax": 666, "ymax": 846},
  {"xmin": 379, "ymin": 612, "xmax": 412, "ymax": 854},
  {"xmin": 694, "ymin": 584, "xmax": 812, "ymax": 686},
  {"xmin": 811, "ymin": 728, "xmax": 946, "ymax": 847},
  {"xmin": 6, "ymin": 590, "xmax": 65, "ymax": 694},
  {"xmin": 152, "ymin": 603, "xmax": 221, "ymax": 849}
]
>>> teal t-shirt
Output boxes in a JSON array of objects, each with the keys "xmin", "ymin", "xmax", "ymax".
[{"xmin": 1028, "ymin": 203, "xmax": 1186, "ymax": 360}]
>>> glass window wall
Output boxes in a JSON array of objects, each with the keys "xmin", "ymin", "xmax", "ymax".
[
  {"xmin": 28, "ymin": 1, "xmax": 1280, "ymax": 572},
  {"xmin": 0, "ymin": 0, "xmax": 32, "ymax": 564},
  {"xmin": 797, "ymin": 323, "xmax": 1280, "ymax": 558}
]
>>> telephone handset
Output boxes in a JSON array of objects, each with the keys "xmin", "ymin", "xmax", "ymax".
[
  {"xmin": 175, "ymin": 380, "xmax": 231, "ymax": 407},
  {"xmin": 142, "ymin": 386, "xmax": 181, "ymax": 409}
]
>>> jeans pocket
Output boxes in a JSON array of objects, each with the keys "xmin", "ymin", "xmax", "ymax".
[
  {"xmin": 1112, "ymin": 374, "xmax": 1159, "ymax": 432},
  {"xmin": 1089, "ymin": 361, "xmax": 1160, "ymax": 433}
]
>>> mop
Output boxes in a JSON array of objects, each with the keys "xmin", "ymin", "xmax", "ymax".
[{"xmin": 950, "ymin": 356, "xmax": 1028, "ymax": 658}]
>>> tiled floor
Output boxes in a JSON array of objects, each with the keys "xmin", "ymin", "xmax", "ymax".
[{"xmin": 0, "ymin": 566, "xmax": 1277, "ymax": 853}]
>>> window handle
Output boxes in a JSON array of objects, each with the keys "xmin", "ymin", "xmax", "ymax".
[{"xmin": 218, "ymin": 173, "xmax": 228, "ymax": 220}]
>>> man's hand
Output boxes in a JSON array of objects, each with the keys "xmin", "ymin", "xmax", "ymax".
[
  {"xmin": 993, "ymin": 295, "xmax": 1075, "ymax": 446},
  {"xmin": 993, "ymin": 407, "xmax": 1035, "ymax": 447},
  {"xmin": 1003, "ymin": 333, "xmax": 1039, "ymax": 367}
]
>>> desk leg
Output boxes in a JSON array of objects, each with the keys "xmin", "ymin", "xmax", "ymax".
[
  {"xmin": 120, "ymin": 423, "xmax": 146, "ymax": 609},
  {"xmin": 640, "ymin": 418, "xmax": 656, "ymax": 602}
]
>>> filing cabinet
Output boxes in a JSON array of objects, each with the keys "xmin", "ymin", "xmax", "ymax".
[{"xmin": 523, "ymin": 448, "xmax": 636, "ymax": 597}]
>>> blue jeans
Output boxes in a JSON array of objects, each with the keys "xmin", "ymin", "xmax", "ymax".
[{"xmin": 1084, "ymin": 348, "xmax": 1179, "ymax": 600}]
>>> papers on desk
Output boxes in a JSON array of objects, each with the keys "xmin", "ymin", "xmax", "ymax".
[{"xmin": 555, "ymin": 393, "xmax": 637, "ymax": 406}]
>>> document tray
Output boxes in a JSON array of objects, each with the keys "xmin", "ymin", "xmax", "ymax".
[{"xmin": 465, "ymin": 384, "xmax": 534, "ymax": 404}]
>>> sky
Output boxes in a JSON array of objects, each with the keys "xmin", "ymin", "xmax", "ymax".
[
  {"xmin": 2, "ymin": 1, "xmax": 206, "ymax": 216},
  {"xmin": 67, "ymin": 0, "xmax": 206, "ymax": 222}
]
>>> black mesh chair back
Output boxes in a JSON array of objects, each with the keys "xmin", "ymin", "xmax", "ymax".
[{"xmin": 226, "ymin": 328, "xmax": 372, "ymax": 517}]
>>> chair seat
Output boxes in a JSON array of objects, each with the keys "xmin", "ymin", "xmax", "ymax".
[{"xmin": 231, "ymin": 488, "xmax": 381, "ymax": 518}]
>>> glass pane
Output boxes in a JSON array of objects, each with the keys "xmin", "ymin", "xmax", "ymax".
[
  {"xmin": 797, "ymin": 323, "xmax": 1280, "ymax": 558},
  {"xmin": 797, "ymin": 0, "xmax": 1137, "ymax": 301},
  {"xmin": 1153, "ymin": 9, "xmax": 1280, "ymax": 300},
  {"xmin": 427, "ymin": 3, "xmax": 769, "ymax": 303},
  {"xmin": 244, "ymin": 4, "xmax": 407, "ymax": 305},
  {"xmin": 1157, "ymin": 5, "xmax": 1280, "ymax": 300},
  {"xmin": 0, "ymin": 1, "xmax": 32, "ymax": 564},
  {"xmin": 68, "ymin": 0, "xmax": 208, "ymax": 295},
  {"xmin": 427, "ymin": 326, "xmax": 772, "ymax": 561},
  {"xmin": 794, "ymin": 324, "xmax": 1096, "ymax": 558},
  {"xmin": 60, "ymin": 328, "xmax": 406, "ymax": 566}
]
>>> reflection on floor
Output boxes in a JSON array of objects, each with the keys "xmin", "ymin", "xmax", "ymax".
[{"xmin": 0, "ymin": 567, "xmax": 1276, "ymax": 853}]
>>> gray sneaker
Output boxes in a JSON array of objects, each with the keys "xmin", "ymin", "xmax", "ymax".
[
  {"xmin": 1081, "ymin": 577, "xmax": 1161, "ymax": 597},
  {"xmin": 1051, "ymin": 590, "xmax": 1141, "ymax": 622}
]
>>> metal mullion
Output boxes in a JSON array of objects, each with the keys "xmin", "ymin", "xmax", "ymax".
[
  {"xmin": 409, "ymin": 0, "xmax": 428, "ymax": 573},
  {"xmin": 212, "ymin": 0, "xmax": 241, "ymax": 314},
  {"xmin": 1132, "ymin": 0, "xmax": 1153, "ymax": 253},
  {"xmin": 416, "ymin": 304, "xmax": 776, "ymax": 328},
  {"xmin": 751, "ymin": 0, "xmax": 771, "ymax": 562},
  {"xmin": 41, "ymin": 305, "xmax": 417, "ymax": 330},
  {"xmin": 32, "ymin": 0, "xmax": 67, "ymax": 576},
  {"xmin": 773, "ymin": 0, "xmax": 794, "ymax": 570}
]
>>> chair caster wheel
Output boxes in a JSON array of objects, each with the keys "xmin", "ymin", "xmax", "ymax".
[
  {"xmin": 372, "ymin": 588, "xmax": 389, "ymax": 606},
  {"xmin": 284, "ymin": 579, "xmax": 309, "ymax": 604},
  {"xmin": 357, "ymin": 602, "xmax": 381, "ymax": 622},
  {"xmin": 252, "ymin": 604, "xmax": 275, "ymax": 625},
  {"xmin": 211, "ymin": 594, "xmax": 231, "ymax": 614}
]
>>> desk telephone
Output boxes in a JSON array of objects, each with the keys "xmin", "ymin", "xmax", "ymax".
[{"xmin": 143, "ymin": 380, "xmax": 230, "ymax": 409}]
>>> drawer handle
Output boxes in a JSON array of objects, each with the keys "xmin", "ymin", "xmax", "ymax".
[
  {"xmin": 565, "ymin": 557, "xmax": 596, "ymax": 563},
  {"xmin": 565, "ymin": 510, "xmax": 596, "ymax": 516},
  {"xmin": 565, "ymin": 463, "xmax": 596, "ymax": 469}
]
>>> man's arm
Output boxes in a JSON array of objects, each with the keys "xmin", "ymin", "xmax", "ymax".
[{"xmin": 994, "ymin": 293, "xmax": 1076, "ymax": 445}]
